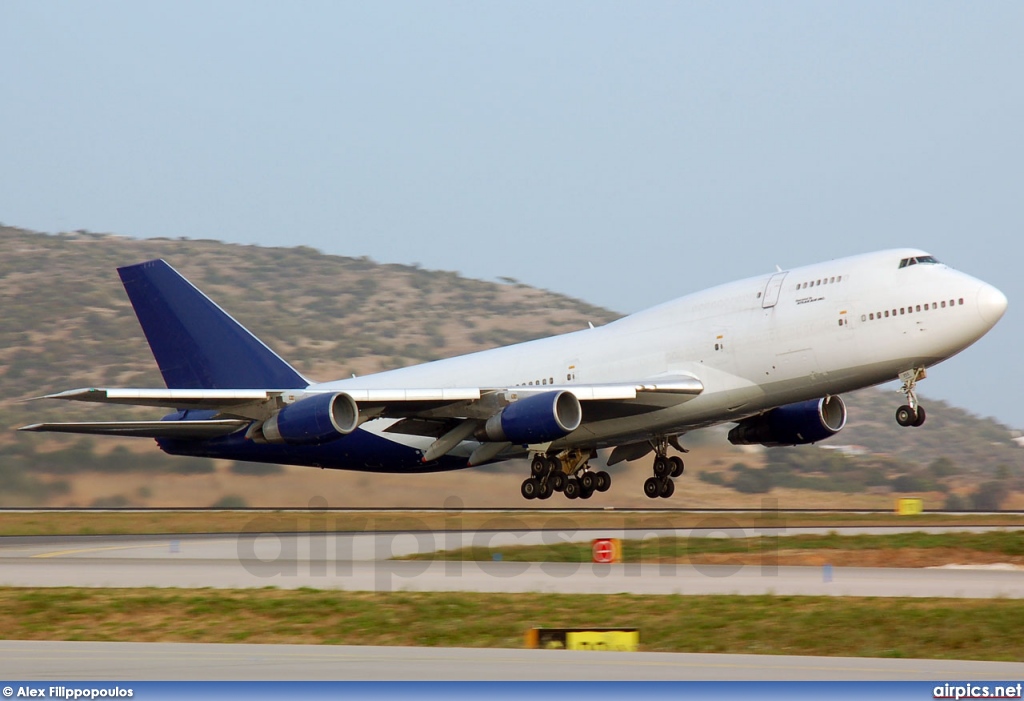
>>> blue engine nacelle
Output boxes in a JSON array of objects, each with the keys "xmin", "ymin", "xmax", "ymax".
[
  {"xmin": 483, "ymin": 390, "xmax": 583, "ymax": 445},
  {"xmin": 259, "ymin": 393, "xmax": 360, "ymax": 445},
  {"xmin": 727, "ymin": 395, "xmax": 847, "ymax": 447}
]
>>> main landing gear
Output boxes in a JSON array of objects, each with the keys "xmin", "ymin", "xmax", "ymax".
[
  {"xmin": 520, "ymin": 450, "xmax": 611, "ymax": 501},
  {"xmin": 895, "ymin": 367, "xmax": 927, "ymax": 428},
  {"xmin": 643, "ymin": 436, "xmax": 684, "ymax": 499}
]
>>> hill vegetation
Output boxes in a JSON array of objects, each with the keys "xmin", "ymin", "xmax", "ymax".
[
  {"xmin": 0, "ymin": 226, "xmax": 617, "ymax": 505},
  {"xmin": 1, "ymin": 226, "xmax": 1020, "ymax": 507},
  {"xmin": 697, "ymin": 390, "xmax": 1022, "ymax": 509}
]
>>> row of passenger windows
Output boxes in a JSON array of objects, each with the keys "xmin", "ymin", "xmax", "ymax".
[
  {"xmin": 861, "ymin": 298, "xmax": 964, "ymax": 322},
  {"xmin": 516, "ymin": 377, "xmax": 557, "ymax": 387},
  {"xmin": 796, "ymin": 275, "xmax": 842, "ymax": 291}
]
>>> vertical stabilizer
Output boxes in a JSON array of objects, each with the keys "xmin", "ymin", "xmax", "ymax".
[{"xmin": 118, "ymin": 260, "xmax": 308, "ymax": 390}]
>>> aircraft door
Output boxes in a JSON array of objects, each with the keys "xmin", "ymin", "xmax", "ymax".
[
  {"xmin": 565, "ymin": 358, "xmax": 579, "ymax": 383},
  {"xmin": 762, "ymin": 272, "xmax": 788, "ymax": 309}
]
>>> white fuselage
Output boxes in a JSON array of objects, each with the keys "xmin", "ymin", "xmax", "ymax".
[{"xmin": 314, "ymin": 248, "xmax": 1006, "ymax": 455}]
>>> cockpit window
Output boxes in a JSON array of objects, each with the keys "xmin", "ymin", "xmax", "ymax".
[{"xmin": 899, "ymin": 255, "xmax": 940, "ymax": 269}]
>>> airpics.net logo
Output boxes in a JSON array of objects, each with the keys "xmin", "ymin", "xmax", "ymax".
[
  {"xmin": 233, "ymin": 495, "xmax": 787, "ymax": 590},
  {"xmin": 934, "ymin": 683, "xmax": 1023, "ymax": 699}
]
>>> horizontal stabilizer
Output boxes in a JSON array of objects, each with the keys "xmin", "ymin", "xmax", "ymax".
[{"xmin": 18, "ymin": 420, "xmax": 249, "ymax": 439}]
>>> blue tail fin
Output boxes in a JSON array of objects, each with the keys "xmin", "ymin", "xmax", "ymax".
[{"xmin": 118, "ymin": 259, "xmax": 308, "ymax": 390}]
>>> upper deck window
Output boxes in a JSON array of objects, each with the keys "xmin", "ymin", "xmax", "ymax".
[{"xmin": 899, "ymin": 255, "xmax": 940, "ymax": 269}]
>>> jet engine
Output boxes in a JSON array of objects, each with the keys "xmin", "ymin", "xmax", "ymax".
[
  {"xmin": 727, "ymin": 396, "xmax": 847, "ymax": 447},
  {"xmin": 258, "ymin": 392, "xmax": 360, "ymax": 445},
  {"xmin": 482, "ymin": 390, "xmax": 582, "ymax": 445}
]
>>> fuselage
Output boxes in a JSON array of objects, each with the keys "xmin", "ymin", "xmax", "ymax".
[{"xmin": 161, "ymin": 248, "xmax": 1007, "ymax": 471}]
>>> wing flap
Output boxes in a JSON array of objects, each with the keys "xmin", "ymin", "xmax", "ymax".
[
  {"xmin": 39, "ymin": 388, "xmax": 277, "ymax": 409},
  {"xmin": 18, "ymin": 420, "xmax": 249, "ymax": 439}
]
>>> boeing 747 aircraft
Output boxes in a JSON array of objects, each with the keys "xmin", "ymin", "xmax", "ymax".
[{"xmin": 21, "ymin": 249, "xmax": 1007, "ymax": 500}]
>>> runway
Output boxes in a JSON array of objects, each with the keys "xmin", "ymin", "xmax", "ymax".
[
  {"xmin": 3, "ymin": 527, "xmax": 1023, "ymax": 680},
  {"xmin": 1, "ymin": 528, "xmax": 1022, "ymax": 596},
  {"xmin": 3, "ymin": 640, "xmax": 1024, "ymax": 681}
]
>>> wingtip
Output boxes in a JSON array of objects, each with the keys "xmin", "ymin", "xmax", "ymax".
[{"xmin": 15, "ymin": 395, "xmax": 47, "ymax": 404}]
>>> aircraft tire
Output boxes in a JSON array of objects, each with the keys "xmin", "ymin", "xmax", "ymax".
[
  {"xmin": 580, "ymin": 471, "xmax": 596, "ymax": 491},
  {"xmin": 521, "ymin": 478, "xmax": 540, "ymax": 500},
  {"xmin": 564, "ymin": 479, "xmax": 580, "ymax": 499},
  {"xmin": 531, "ymin": 456, "xmax": 547, "ymax": 476},
  {"xmin": 912, "ymin": 405, "xmax": 927, "ymax": 427},
  {"xmin": 538, "ymin": 480, "xmax": 553, "ymax": 499},
  {"xmin": 643, "ymin": 477, "xmax": 660, "ymax": 499},
  {"xmin": 659, "ymin": 477, "xmax": 675, "ymax": 499},
  {"xmin": 550, "ymin": 471, "xmax": 567, "ymax": 492},
  {"xmin": 896, "ymin": 405, "xmax": 915, "ymax": 427},
  {"xmin": 669, "ymin": 456, "xmax": 685, "ymax": 477},
  {"xmin": 595, "ymin": 471, "xmax": 611, "ymax": 492},
  {"xmin": 653, "ymin": 456, "xmax": 670, "ymax": 478}
]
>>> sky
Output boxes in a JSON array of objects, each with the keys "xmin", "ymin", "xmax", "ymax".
[{"xmin": 1, "ymin": 2, "xmax": 1022, "ymax": 428}]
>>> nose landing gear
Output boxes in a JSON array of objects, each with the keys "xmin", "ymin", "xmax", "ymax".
[{"xmin": 896, "ymin": 368, "xmax": 928, "ymax": 427}]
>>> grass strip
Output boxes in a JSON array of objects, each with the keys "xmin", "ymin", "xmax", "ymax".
[
  {"xmin": 2, "ymin": 511, "xmax": 1024, "ymax": 537},
  {"xmin": 3, "ymin": 587, "xmax": 1023, "ymax": 661},
  {"xmin": 405, "ymin": 530, "xmax": 1024, "ymax": 562}
]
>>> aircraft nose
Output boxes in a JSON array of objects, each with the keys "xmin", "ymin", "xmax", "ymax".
[{"xmin": 977, "ymin": 283, "xmax": 1008, "ymax": 327}]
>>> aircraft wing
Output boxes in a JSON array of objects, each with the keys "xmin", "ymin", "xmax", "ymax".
[
  {"xmin": 502, "ymin": 377, "xmax": 704, "ymax": 400},
  {"xmin": 31, "ymin": 376, "xmax": 702, "ymax": 411},
  {"xmin": 20, "ymin": 376, "xmax": 703, "ymax": 446}
]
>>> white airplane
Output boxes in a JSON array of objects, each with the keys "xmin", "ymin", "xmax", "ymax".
[{"xmin": 21, "ymin": 248, "xmax": 1007, "ymax": 500}]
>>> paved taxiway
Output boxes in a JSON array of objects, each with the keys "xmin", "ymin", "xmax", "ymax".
[
  {"xmin": 4, "ymin": 641, "xmax": 1024, "ymax": 681},
  {"xmin": 1, "ymin": 528, "xmax": 1022, "ymax": 596}
]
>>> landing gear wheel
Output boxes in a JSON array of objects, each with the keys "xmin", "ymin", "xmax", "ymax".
[
  {"xmin": 668, "ymin": 456, "xmax": 685, "ymax": 478},
  {"xmin": 653, "ymin": 456, "xmax": 671, "ymax": 478},
  {"xmin": 538, "ymin": 480, "xmax": 553, "ymax": 499},
  {"xmin": 644, "ymin": 477, "xmax": 661, "ymax": 499},
  {"xmin": 579, "ymin": 472, "xmax": 596, "ymax": 491},
  {"xmin": 896, "ymin": 367, "xmax": 928, "ymax": 428},
  {"xmin": 564, "ymin": 479, "xmax": 580, "ymax": 499},
  {"xmin": 658, "ymin": 477, "xmax": 675, "ymax": 499},
  {"xmin": 550, "ymin": 471, "xmax": 567, "ymax": 492},
  {"xmin": 521, "ymin": 478, "xmax": 540, "ymax": 500},
  {"xmin": 531, "ymin": 456, "xmax": 547, "ymax": 477},
  {"xmin": 594, "ymin": 471, "xmax": 611, "ymax": 492}
]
